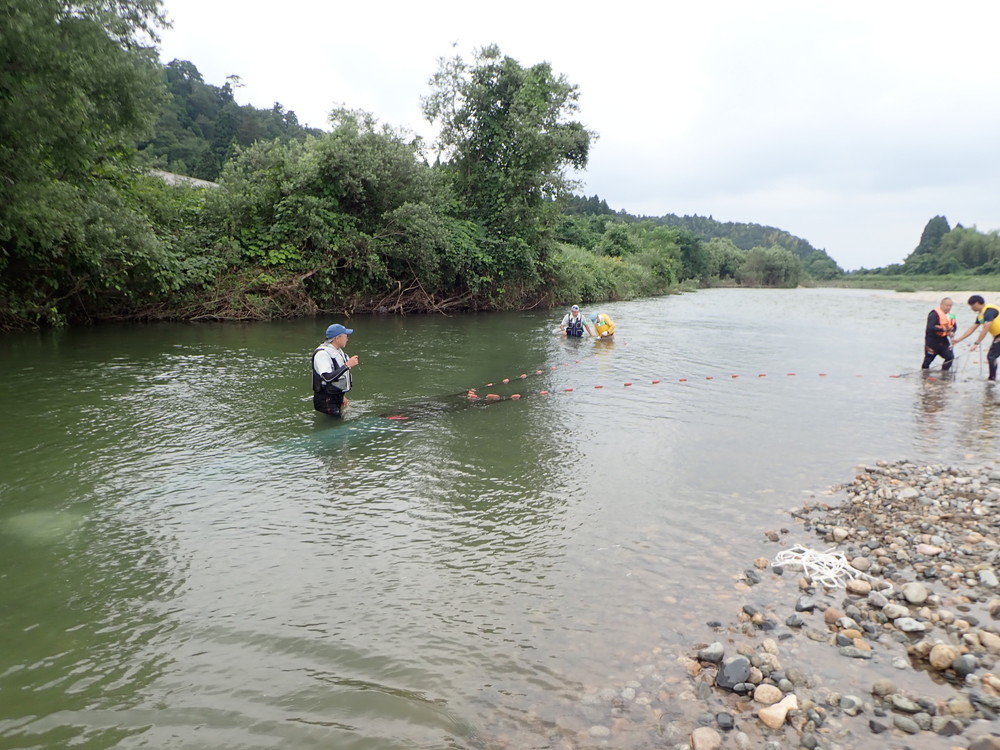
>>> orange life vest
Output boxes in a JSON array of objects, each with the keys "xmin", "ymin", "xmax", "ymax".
[{"xmin": 933, "ymin": 308, "xmax": 955, "ymax": 337}]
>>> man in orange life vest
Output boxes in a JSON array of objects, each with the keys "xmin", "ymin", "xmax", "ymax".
[{"xmin": 921, "ymin": 297, "xmax": 956, "ymax": 371}]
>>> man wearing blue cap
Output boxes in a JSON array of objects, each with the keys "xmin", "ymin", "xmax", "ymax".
[{"xmin": 312, "ymin": 323, "xmax": 359, "ymax": 416}]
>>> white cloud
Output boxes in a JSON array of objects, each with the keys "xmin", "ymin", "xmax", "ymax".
[{"xmin": 157, "ymin": 0, "xmax": 1000, "ymax": 270}]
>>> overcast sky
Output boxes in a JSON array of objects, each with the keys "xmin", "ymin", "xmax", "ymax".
[{"xmin": 157, "ymin": 1, "xmax": 1000, "ymax": 271}]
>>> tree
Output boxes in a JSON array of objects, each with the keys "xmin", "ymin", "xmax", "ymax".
[
  {"xmin": 704, "ymin": 238, "xmax": 745, "ymax": 280},
  {"xmin": 595, "ymin": 222, "xmax": 638, "ymax": 257},
  {"xmin": 737, "ymin": 246, "xmax": 803, "ymax": 287},
  {"xmin": 0, "ymin": 0, "xmax": 172, "ymax": 328},
  {"xmin": 553, "ymin": 213, "xmax": 606, "ymax": 249},
  {"xmin": 677, "ymin": 231, "xmax": 710, "ymax": 281},
  {"xmin": 138, "ymin": 61, "xmax": 324, "ymax": 181},
  {"xmin": 209, "ymin": 109, "xmax": 490, "ymax": 313},
  {"xmin": 936, "ymin": 226, "xmax": 1000, "ymax": 271},
  {"xmin": 802, "ymin": 250, "xmax": 842, "ymax": 280},
  {"xmin": 422, "ymin": 45, "xmax": 593, "ymax": 292}
]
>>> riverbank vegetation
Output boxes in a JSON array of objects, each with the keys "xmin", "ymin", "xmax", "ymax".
[
  {"xmin": 7, "ymin": 0, "xmax": 996, "ymax": 332},
  {"xmin": 834, "ymin": 216, "xmax": 1000, "ymax": 293},
  {"xmin": 828, "ymin": 275, "xmax": 1000, "ymax": 293}
]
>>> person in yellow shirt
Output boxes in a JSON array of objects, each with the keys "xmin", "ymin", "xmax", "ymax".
[
  {"xmin": 589, "ymin": 312, "xmax": 615, "ymax": 338},
  {"xmin": 953, "ymin": 295, "xmax": 1000, "ymax": 380}
]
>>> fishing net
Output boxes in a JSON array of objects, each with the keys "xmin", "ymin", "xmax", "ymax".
[{"xmin": 772, "ymin": 544, "xmax": 890, "ymax": 593}]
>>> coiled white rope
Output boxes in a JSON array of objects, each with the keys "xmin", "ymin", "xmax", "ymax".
[{"xmin": 772, "ymin": 545, "xmax": 890, "ymax": 594}]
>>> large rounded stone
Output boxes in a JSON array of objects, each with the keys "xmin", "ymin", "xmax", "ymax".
[
  {"xmin": 753, "ymin": 684, "xmax": 783, "ymax": 705},
  {"xmin": 902, "ymin": 582, "xmax": 929, "ymax": 604},
  {"xmin": 691, "ymin": 726, "xmax": 722, "ymax": 750},
  {"xmin": 930, "ymin": 643, "xmax": 960, "ymax": 670},
  {"xmin": 715, "ymin": 656, "xmax": 751, "ymax": 691}
]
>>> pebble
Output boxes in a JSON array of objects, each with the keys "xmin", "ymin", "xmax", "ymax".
[
  {"xmin": 757, "ymin": 694, "xmax": 797, "ymax": 729},
  {"xmin": 698, "ymin": 642, "xmax": 724, "ymax": 663},
  {"xmin": 839, "ymin": 694, "xmax": 864, "ymax": 715},
  {"xmin": 883, "ymin": 603, "xmax": 909, "ymax": 619},
  {"xmin": 871, "ymin": 678, "xmax": 895, "ymax": 696},
  {"xmin": 890, "ymin": 694, "xmax": 921, "ymax": 713},
  {"xmin": 753, "ymin": 684, "xmax": 782, "ymax": 705},
  {"xmin": 562, "ymin": 463, "xmax": 1000, "ymax": 750},
  {"xmin": 690, "ymin": 726, "xmax": 722, "ymax": 750},
  {"xmin": 839, "ymin": 646, "xmax": 873, "ymax": 660},
  {"xmin": 794, "ymin": 596, "xmax": 817, "ymax": 612},
  {"xmin": 715, "ymin": 656, "xmax": 751, "ymax": 691},
  {"xmin": 892, "ymin": 714, "xmax": 921, "ymax": 734},
  {"xmin": 930, "ymin": 643, "xmax": 960, "ymax": 670},
  {"xmin": 846, "ymin": 579, "xmax": 872, "ymax": 595},
  {"xmin": 902, "ymin": 582, "xmax": 929, "ymax": 604},
  {"xmin": 895, "ymin": 617, "xmax": 926, "ymax": 632}
]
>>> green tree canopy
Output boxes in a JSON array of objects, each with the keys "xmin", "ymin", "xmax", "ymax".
[
  {"xmin": 422, "ymin": 44, "xmax": 593, "ymax": 292},
  {"xmin": 138, "ymin": 59, "xmax": 322, "ymax": 181},
  {"xmin": 595, "ymin": 222, "xmax": 638, "ymax": 257},
  {"xmin": 737, "ymin": 246, "xmax": 803, "ymax": 288},
  {"xmin": 0, "ymin": 0, "xmax": 171, "ymax": 328},
  {"xmin": 704, "ymin": 237, "xmax": 745, "ymax": 280},
  {"xmin": 206, "ymin": 109, "xmax": 492, "ymax": 315}
]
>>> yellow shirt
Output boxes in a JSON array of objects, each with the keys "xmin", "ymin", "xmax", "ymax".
[{"xmin": 593, "ymin": 313, "xmax": 615, "ymax": 337}]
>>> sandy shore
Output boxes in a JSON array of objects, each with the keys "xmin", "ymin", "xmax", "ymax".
[{"xmin": 887, "ymin": 291, "xmax": 996, "ymax": 304}]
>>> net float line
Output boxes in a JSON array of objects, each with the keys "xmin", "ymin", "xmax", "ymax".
[{"xmin": 462, "ymin": 368, "xmax": 924, "ymax": 403}]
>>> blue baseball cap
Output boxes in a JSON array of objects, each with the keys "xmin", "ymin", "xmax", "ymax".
[
  {"xmin": 325, "ymin": 323, "xmax": 354, "ymax": 339},
  {"xmin": 590, "ymin": 313, "xmax": 598, "ymax": 322}
]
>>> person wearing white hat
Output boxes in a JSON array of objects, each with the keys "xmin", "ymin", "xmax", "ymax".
[
  {"xmin": 312, "ymin": 323, "xmax": 359, "ymax": 416},
  {"xmin": 559, "ymin": 304, "xmax": 588, "ymax": 337}
]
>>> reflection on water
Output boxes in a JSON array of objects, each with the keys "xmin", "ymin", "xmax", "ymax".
[{"xmin": 2, "ymin": 289, "xmax": 1000, "ymax": 747}]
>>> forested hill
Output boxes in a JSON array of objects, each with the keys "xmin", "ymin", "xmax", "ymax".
[
  {"xmin": 564, "ymin": 196, "xmax": 822, "ymax": 259},
  {"xmin": 137, "ymin": 60, "xmax": 324, "ymax": 181},
  {"xmin": 564, "ymin": 195, "xmax": 843, "ymax": 278},
  {"xmin": 653, "ymin": 214, "xmax": 818, "ymax": 259}
]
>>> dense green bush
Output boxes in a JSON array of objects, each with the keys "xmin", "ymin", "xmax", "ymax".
[{"xmin": 737, "ymin": 246, "xmax": 803, "ymax": 288}]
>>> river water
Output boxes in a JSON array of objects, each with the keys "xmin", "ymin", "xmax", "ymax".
[{"xmin": 1, "ymin": 288, "xmax": 998, "ymax": 749}]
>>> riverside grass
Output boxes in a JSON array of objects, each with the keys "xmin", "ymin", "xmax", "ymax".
[{"xmin": 830, "ymin": 274, "xmax": 1000, "ymax": 293}]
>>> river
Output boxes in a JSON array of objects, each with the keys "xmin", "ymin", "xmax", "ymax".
[{"xmin": 1, "ymin": 288, "xmax": 997, "ymax": 748}]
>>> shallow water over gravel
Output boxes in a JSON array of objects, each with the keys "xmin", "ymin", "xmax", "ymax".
[{"xmin": 2, "ymin": 287, "xmax": 999, "ymax": 748}]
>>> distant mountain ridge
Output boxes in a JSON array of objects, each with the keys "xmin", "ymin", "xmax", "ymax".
[
  {"xmin": 564, "ymin": 195, "xmax": 842, "ymax": 276},
  {"xmin": 651, "ymin": 213, "xmax": 819, "ymax": 259}
]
